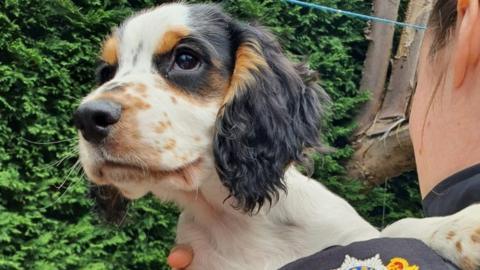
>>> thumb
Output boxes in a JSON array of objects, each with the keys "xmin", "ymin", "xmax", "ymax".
[{"xmin": 167, "ymin": 244, "xmax": 194, "ymax": 269}]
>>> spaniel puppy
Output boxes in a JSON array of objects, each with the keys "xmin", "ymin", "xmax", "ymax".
[{"xmin": 74, "ymin": 3, "xmax": 480, "ymax": 269}]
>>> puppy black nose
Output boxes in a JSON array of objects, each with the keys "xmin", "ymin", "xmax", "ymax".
[{"xmin": 73, "ymin": 100, "xmax": 121, "ymax": 144}]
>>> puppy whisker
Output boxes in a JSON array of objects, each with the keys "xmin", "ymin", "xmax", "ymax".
[
  {"xmin": 48, "ymin": 148, "xmax": 79, "ymax": 169},
  {"xmin": 20, "ymin": 137, "xmax": 77, "ymax": 145},
  {"xmin": 56, "ymin": 159, "xmax": 81, "ymax": 190},
  {"xmin": 42, "ymin": 165, "xmax": 84, "ymax": 211}
]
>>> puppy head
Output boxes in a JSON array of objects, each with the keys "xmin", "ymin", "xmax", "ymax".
[{"xmin": 75, "ymin": 3, "xmax": 327, "ymax": 214}]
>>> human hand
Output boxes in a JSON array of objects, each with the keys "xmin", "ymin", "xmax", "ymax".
[{"xmin": 167, "ymin": 244, "xmax": 193, "ymax": 270}]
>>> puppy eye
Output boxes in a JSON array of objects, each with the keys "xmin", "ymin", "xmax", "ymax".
[
  {"xmin": 96, "ymin": 62, "xmax": 117, "ymax": 85},
  {"xmin": 174, "ymin": 52, "xmax": 199, "ymax": 70}
]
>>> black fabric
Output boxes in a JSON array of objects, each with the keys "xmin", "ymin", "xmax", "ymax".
[
  {"xmin": 423, "ymin": 163, "xmax": 480, "ymax": 217},
  {"xmin": 280, "ymin": 238, "xmax": 459, "ymax": 270}
]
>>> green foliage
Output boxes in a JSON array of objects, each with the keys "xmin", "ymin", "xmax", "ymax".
[{"xmin": 0, "ymin": 0, "xmax": 421, "ymax": 269}]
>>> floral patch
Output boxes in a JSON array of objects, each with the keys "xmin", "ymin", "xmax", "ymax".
[
  {"xmin": 386, "ymin": 257, "xmax": 419, "ymax": 270},
  {"xmin": 334, "ymin": 255, "xmax": 420, "ymax": 270}
]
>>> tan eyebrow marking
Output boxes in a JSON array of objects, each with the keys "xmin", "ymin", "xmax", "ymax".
[
  {"xmin": 155, "ymin": 26, "xmax": 190, "ymax": 55},
  {"xmin": 101, "ymin": 36, "xmax": 118, "ymax": 65}
]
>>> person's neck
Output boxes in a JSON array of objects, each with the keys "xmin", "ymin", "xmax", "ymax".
[{"xmin": 411, "ymin": 52, "xmax": 480, "ymax": 197}]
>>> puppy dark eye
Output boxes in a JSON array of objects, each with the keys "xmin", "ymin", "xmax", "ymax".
[
  {"xmin": 174, "ymin": 52, "xmax": 199, "ymax": 70},
  {"xmin": 96, "ymin": 63, "xmax": 117, "ymax": 85}
]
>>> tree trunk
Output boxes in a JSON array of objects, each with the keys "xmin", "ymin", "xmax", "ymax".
[
  {"xmin": 376, "ymin": 0, "xmax": 432, "ymax": 121},
  {"xmin": 354, "ymin": 0, "xmax": 401, "ymax": 136},
  {"xmin": 346, "ymin": 125, "xmax": 415, "ymax": 183},
  {"xmin": 347, "ymin": 0, "xmax": 433, "ymax": 184}
]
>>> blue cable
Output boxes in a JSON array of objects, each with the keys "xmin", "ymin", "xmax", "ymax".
[{"xmin": 283, "ymin": 0, "xmax": 427, "ymax": 30}]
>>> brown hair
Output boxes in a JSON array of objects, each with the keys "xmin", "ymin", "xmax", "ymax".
[
  {"xmin": 419, "ymin": 0, "xmax": 458, "ymax": 146},
  {"xmin": 429, "ymin": 0, "xmax": 458, "ymax": 53}
]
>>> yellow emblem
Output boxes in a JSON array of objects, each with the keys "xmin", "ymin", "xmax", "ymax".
[{"xmin": 386, "ymin": 258, "xmax": 419, "ymax": 270}]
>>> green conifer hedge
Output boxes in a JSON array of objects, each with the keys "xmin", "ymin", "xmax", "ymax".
[{"xmin": 0, "ymin": 1, "xmax": 421, "ymax": 269}]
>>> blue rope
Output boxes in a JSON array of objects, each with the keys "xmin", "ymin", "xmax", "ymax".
[{"xmin": 283, "ymin": 0, "xmax": 427, "ymax": 30}]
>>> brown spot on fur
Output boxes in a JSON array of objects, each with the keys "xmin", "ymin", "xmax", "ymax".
[
  {"xmin": 135, "ymin": 83, "xmax": 147, "ymax": 93},
  {"xmin": 155, "ymin": 121, "xmax": 170, "ymax": 134},
  {"xmin": 447, "ymin": 231, "xmax": 456, "ymax": 240},
  {"xmin": 459, "ymin": 257, "xmax": 476, "ymax": 270},
  {"xmin": 164, "ymin": 139, "xmax": 176, "ymax": 150},
  {"xmin": 133, "ymin": 99, "xmax": 151, "ymax": 110},
  {"xmin": 170, "ymin": 96, "xmax": 177, "ymax": 104},
  {"xmin": 137, "ymin": 101, "xmax": 152, "ymax": 110},
  {"xmin": 472, "ymin": 229, "xmax": 480, "ymax": 243},
  {"xmin": 194, "ymin": 136, "xmax": 201, "ymax": 142},
  {"xmin": 456, "ymin": 241, "xmax": 463, "ymax": 253},
  {"xmin": 155, "ymin": 27, "xmax": 190, "ymax": 55},
  {"xmin": 224, "ymin": 41, "xmax": 268, "ymax": 103},
  {"xmin": 101, "ymin": 36, "xmax": 118, "ymax": 65}
]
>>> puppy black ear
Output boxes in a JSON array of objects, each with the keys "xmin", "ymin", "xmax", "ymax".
[{"xmin": 214, "ymin": 22, "xmax": 329, "ymax": 213}]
